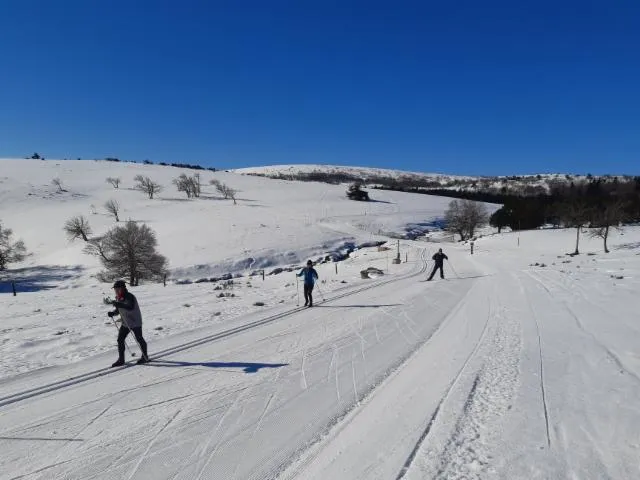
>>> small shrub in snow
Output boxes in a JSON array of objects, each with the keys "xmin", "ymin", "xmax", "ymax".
[
  {"xmin": 106, "ymin": 177, "xmax": 121, "ymax": 189},
  {"xmin": 210, "ymin": 179, "xmax": 237, "ymax": 204},
  {"xmin": 52, "ymin": 177, "xmax": 64, "ymax": 192}
]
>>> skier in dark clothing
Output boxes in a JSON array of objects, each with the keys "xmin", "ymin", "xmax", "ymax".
[
  {"xmin": 297, "ymin": 260, "xmax": 319, "ymax": 307},
  {"xmin": 427, "ymin": 248, "xmax": 448, "ymax": 281},
  {"xmin": 108, "ymin": 280, "xmax": 149, "ymax": 366}
]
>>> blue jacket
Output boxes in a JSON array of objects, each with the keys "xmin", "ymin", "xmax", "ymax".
[{"xmin": 297, "ymin": 267, "xmax": 318, "ymax": 285}]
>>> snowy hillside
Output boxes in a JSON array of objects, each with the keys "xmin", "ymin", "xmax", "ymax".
[
  {"xmin": 234, "ymin": 163, "xmax": 634, "ymax": 196},
  {"xmin": 2, "ymin": 158, "xmax": 640, "ymax": 480},
  {"xmin": 0, "ymin": 158, "xmax": 457, "ymax": 286},
  {"xmin": 234, "ymin": 163, "xmax": 474, "ymax": 182}
]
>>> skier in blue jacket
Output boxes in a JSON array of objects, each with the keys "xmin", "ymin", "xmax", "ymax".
[{"xmin": 297, "ymin": 260, "xmax": 319, "ymax": 307}]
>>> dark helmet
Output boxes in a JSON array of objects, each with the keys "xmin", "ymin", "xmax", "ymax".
[
  {"xmin": 113, "ymin": 280, "xmax": 127, "ymax": 289},
  {"xmin": 307, "ymin": 260, "xmax": 313, "ymax": 266}
]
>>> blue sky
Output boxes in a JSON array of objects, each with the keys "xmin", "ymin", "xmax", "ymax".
[{"xmin": 1, "ymin": 0, "xmax": 639, "ymax": 176}]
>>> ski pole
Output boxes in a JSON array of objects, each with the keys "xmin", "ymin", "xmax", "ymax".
[
  {"xmin": 447, "ymin": 260, "xmax": 460, "ymax": 279},
  {"xmin": 296, "ymin": 276, "xmax": 300, "ymax": 306},
  {"xmin": 316, "ymin": 283, "xmax": 326, "ymax": 302},
  {"xmin": 109, "ymin": 314, "xmax": 136, "ymax": 357}
]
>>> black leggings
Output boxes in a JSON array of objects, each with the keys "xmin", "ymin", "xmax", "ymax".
[
  {"xmin": 117, "ymin": 325, "xmax": 148, "ymax": 359},
  {"xmin": 303, "ymin": 284, "xmax": 314, "ymax": 305},
  {"xmin": 428, "ymin": 263, "xmax": 445, "ymax": 280}
]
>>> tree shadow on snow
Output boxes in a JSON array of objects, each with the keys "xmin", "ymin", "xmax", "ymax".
[
  {"xmin": 367, "ymin": 199, "xmax": 394, "ymax": 204},
  {"xmin": 0, "ymin": 265, "xmax": 84, "ymax": 293},
  {"xmin": 147, "ymin": 360, "xmax": 288, "ymax": 373}
]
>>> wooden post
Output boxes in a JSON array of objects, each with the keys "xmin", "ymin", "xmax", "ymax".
[
  {"xmin": 262, "ymin": 269, "xmax": 265, "ymax": 281},
  {"xmin": 163, "ymin": 273, "xmax": 167, "ymax": 287},
  {"xmin": 12, "ymin": 281, "xmax": 17, "ymax": 296},
  {"xmin": 335, "ymin": 263, "xmax": 338, "ymax": 274}
]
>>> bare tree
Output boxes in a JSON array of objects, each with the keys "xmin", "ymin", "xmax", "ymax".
[
  {"xmin": 589, "ymin": 200, "xmax": 625, "ymax": 253},
  {"xmin": 84, "ymin": 221, "xmax": 168, "ymax": 286},
  {"xmin": 445, "ymin": 200, "xmax": 466, "ymax": 240},
  {"xmin": 559, "ymin": 200, "xmax": 591, "ymax": 255},
  {"xmin": 445, "ymin": 199, "xmax": 489, "ymax": 241},
  {"xmin": 227, "ymin": 187, "xmax": 237, "ymax": 205},
  {"xmin": 0, "ymin": 222, "xmax": 27, "ymax": 270},
  {"xmin": 462, "ymin": 200, "xmax": 489, "ymax": 239},
  {"xmin": 106, "ymin": 177, "xmax": 121, "ymax": 189},
  {"xmin": 210, "ymin": 179, "xmax": 237, "ymax": 204},
  {"xmin": 193, "ymin": 173, "xmax": 201, "ymax": 198},
  {"xmin": 64, "ymin": 215, "xmax": 93, "ymax": 242},
  {"xmin": 173, "ymin": 173, "xmax": 198, "ymax": 198},
  {"xmin": 52, "ymin": 177, "xmax": 64, "ymax": 192},
  {"xmin": 104, "ymin": 199, "xmax": 121, "ymax": 222},
  {"xmin": 133, "ymin": 175, "xmax": 162, "ymax": 199}
]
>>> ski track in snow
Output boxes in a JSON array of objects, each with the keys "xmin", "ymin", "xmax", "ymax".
[
  {"xmin": 433, "ymin": 299, "xmax": 522, "ymax": 479},
  {"xmin": 1, "ymin": 198, "xmax": 640, "ymax": 480}
]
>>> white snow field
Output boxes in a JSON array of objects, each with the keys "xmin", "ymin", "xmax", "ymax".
[{"xmin": 1, "ymin": 159, "xmax": 640, "ymax": 479}]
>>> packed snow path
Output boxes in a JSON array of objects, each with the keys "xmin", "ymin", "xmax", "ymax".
[{"xmin": 2, "ymin": 235, "xmax": 640, "ymax": 479}]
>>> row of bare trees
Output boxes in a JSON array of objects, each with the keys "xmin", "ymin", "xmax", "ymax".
[
  {"xmin": 104, "ymin": 174, "xmax": 237, "ymax": 202},
  {"xmin": 554, "ymin": 199, "xmax": 626, "ymax": 254}
]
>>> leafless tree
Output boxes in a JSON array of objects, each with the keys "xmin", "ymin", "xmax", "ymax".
[
  {"xmin": 0, "ymin": 222, "xmax": 27, "ymax": 270},
  {"xmin": 104, "ymin": 199, "xmax": 121, "ymax": 222},
  {"xmin": 193, "ymin": 173, "xmax": 201, "ymax": 197},
  {"xmin": 589, "ymin": 200, "xmax": 625, "ymax": 253},
  {"xmin": 106, "ymin": 177, "xmax": 121, "ymax": 189},
  {"xmin": 173, "ymin": 174, "xmax": 198, "ymax": 198},
  {"xmin": 445, "ymin": 199, "xmax": 489, "ymax": 241},
  {"xmin": 210, "ymin": 179, "xmax": 237, "ymax": 204},
  {"xmin": 52, "ymin": 177, "xmax": 64, "ymax": 192},
  {"xmin": 64, "ymin": 215, "xmax": 93, "ymax": 242},
  {"xmin": 559, "ymin": 200, "xmax": 591, "ymax": 255},
  {"xmin": 133, "ymin": 175, "xmax": 162, "ymax": 199},
  {"xmin": 84, "ymin": 220, "xmax": 168, "ymax": 286}
]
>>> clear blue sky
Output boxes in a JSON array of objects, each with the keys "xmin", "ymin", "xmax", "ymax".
[{"xmin": 1, "ymin": 0, "xmax": 639, "ymax": 176}]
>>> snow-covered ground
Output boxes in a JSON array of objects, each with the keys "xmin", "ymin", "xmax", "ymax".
[
  {"xmin": 0, "ymin": 158, "xmax": 460, "ymax": 380},
  {"xmin": 1, "ymin": 159, "xmax": 639, "ymax": 479}
]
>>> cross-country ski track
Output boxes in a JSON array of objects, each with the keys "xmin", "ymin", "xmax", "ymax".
[{"xmin": 2, "ymin": 235, "xmax": 640, "ymax": 479}]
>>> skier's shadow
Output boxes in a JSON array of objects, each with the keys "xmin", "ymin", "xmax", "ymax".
[{"xmin": 147, "ymin": 360, "xmax": 288, "ymax": 373}]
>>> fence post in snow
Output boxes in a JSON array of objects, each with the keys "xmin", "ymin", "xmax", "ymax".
[
  {"xmin": 163, "ymin": 274, "xmax": 167, "ymax": 287},
  {"xmin": 262, "ymin": 270, "xmax": 265, "ymax": 281},
  {"xmin": 12, "ymin": 281, "xmax": 16, "ymax": 296},
  {"xmin": 335, "ymin": 263, "xmax": 338, "ymax": 275}
]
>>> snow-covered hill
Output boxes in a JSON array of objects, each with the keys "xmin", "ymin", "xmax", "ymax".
[
  {"xmin": 234, "ymin": 163, "xmax": 635, "ymax": 196},
  {"xmin": 0, "ymin": 158, "xmax": 462, "ymax": 288}
]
